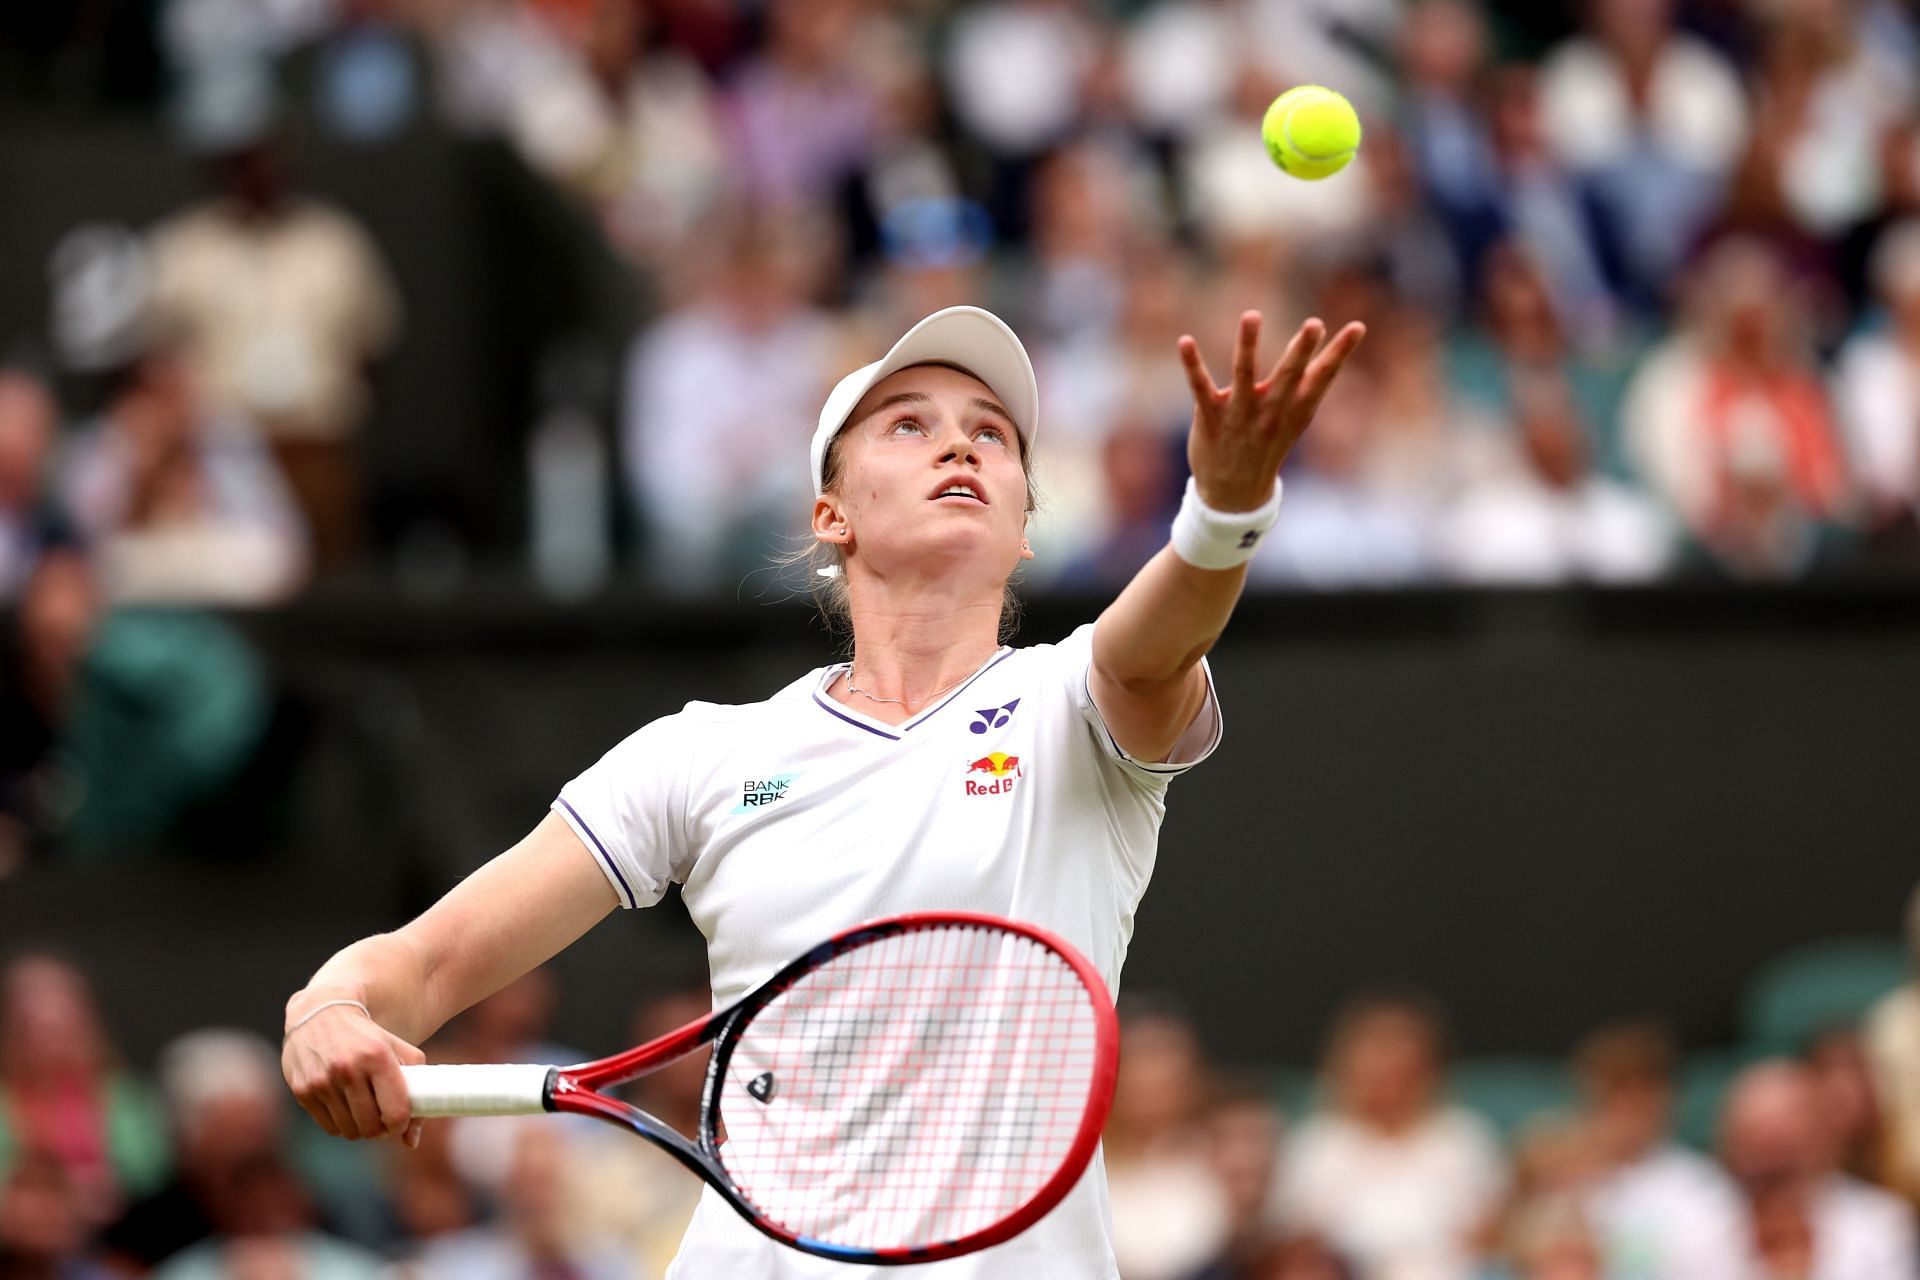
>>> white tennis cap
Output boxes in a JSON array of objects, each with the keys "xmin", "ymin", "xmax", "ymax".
[{"xmin": 810, "ymin": 305, "xmax": 1039, "ymax": 497}]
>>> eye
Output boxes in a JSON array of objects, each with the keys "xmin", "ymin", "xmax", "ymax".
[
  {"xmin": 977, "ymin": 424, "xmax": 1010, "ymax": 446},
  {"xmin": 889, "ymin": 418, "xmax": 927, "ymax": 436}
]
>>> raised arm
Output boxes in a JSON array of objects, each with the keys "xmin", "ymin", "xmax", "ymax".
[
  {"xmin": 1090, "ymin": 311, "xmax": 1364, "ymax": 761},
  {"xmin": 281, "ymin": 810, "xmax": 618, "ymax": 1143}
]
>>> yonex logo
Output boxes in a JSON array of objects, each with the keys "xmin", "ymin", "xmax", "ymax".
[
  {"xmin": 731, "ymin": 772, "xmax": 801, "ymax": 815},
  {"xmin": 969, "ymin": 698, "xmax": 1020, "ymax": 734}
]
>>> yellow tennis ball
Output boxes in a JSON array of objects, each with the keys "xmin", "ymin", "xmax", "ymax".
[{"xmin": 1262, "ymin": 85, "xmax": 1361, "ymax": 181}]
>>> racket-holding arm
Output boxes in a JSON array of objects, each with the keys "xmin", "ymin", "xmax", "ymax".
[{"xmin": 401, "ymin": 1063, "xmax": 558, "ymax": 1117}]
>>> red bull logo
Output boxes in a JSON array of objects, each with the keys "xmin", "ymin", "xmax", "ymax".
[{"xmin": 964, "ymin": 752, "xmax": 1023, "ymax": 795}]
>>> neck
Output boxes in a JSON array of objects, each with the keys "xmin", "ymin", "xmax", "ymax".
[{"xmin": 837, "ymin": 576, "xmax": 1006, "ymax": 715}]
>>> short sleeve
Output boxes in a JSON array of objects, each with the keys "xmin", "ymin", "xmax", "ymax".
[
  {"xmin": 1055, "ymin": 622, "xmax": 1223, "ymax": 780},
  {"xmin": 552, "ymin": 712, "xmax": 699, "ymax": 909}
]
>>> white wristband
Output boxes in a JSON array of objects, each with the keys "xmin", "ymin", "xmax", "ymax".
[{"xmin": 1169, "ymin": 476, "xmax": 1283, "ymax": 570}]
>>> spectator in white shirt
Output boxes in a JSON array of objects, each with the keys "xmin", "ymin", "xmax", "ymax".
[
  {"xmin": 1440, "ymin": 371, "xmax": 1672, "ymax": 584},
  {"xmin": 1721, "ymin": 1060, "xmax": 1920, "ymax": 1280},
  {"xmin": 1570, "ymin": 1021, "xmax": 1752, "ymax": 1280},
  {"xmin": 1279, "ymin": 993, "xmax": 1506, "ymax": 1280},
  {"xmin": 620, "ymin": 213, "xmax": 835, "ymax": 592},
  {"xmin": 1105, "ymin": 997, "xmax": 1230, "ymax": 1280},
  {"xmin": 1833, "ymin": 220, "xmax": 1920, "ymax": 561},
  {"xmin": 61, "ymin": 347, "xmax": 308, "ymax": 605},
  {"xmin": 1535, "ymin": 0, "xmax": 1749, "ymax": 307}
]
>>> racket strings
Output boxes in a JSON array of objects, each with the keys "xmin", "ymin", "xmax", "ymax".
[{"xmin": 717, "ymin": 923, "xmax": 1102, "ymax": 1250}]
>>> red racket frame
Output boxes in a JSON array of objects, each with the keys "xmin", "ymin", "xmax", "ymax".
[{"xmin": 533, "ymin": 911, "xmax": 1120, "ymax": 1265}]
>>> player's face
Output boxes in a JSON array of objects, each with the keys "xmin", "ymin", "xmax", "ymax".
[{"xmin": 820, "ymin": 363, "xmax": 1032, "ymax": 587}]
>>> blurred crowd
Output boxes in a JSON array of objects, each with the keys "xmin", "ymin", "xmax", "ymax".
[
  {"xmin": 4, "ymin": 0, "xmax": 1920, "ymax": 603},
  {"xmin": 3, "ymin": 885, "xmax": 1919, "ymax": 1280}
]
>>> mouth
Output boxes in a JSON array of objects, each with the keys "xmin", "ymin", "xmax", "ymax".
[{"xmin": 929, "ymin": 477, "xmax": 988, "ymax": 505}]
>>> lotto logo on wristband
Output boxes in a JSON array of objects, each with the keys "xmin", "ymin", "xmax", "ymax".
[{"xmin": 1239, "ymin": 531, "xmax": 1261, "ymax": 548}]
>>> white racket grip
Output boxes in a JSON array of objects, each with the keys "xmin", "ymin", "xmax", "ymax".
[{"xmin": 401, "ymin": 1064, "xmax": 554, "ymax": 1117}]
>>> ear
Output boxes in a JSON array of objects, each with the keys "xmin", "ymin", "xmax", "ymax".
[
  {"xmin": 812, "ymin": 496, "xmax": 850, "ymax": 547},
  {"xmin": 1019, "ymin": 537, "xmax": 1034, "ymax": 562}
]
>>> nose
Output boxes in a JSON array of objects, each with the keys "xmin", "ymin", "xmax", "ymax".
[{"xmin": 937, "ymin": 422, "xmax": 980, "ymax": 468}]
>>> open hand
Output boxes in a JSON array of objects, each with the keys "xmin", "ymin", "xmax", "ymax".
[{"xmin": 1177, "ymin": 311, "xmax": 1366, "ymax": 512}]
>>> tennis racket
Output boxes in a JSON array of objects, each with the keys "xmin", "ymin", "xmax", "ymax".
[{"xmin": 400, "ymin": 911, "xmax": 1119, "ymax": 1265}]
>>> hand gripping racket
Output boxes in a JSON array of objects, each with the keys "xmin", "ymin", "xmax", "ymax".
[{"xmin": 400, "ymin": 912, "xmax": 1119, "ymax": 1265}]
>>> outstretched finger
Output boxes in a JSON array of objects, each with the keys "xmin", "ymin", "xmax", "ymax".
[
  {"xmin": 1297, "ymin": 321, "xmax": 1368, "ymax": 408},
  {"xmin": 1231, "ymin": 311, "xmax": 1261, "ymax": 398},
  {"xmin": 1264, "ymin": 318, "xmax": 1326, "ymax": 394},
  {"xmin": 1176, "ymin": 335, "xmax": 1220, "ymax": 409}
]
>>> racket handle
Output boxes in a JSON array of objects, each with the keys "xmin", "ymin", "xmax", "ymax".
[{"xmin": 401, "ymin": 1064, "xmax": 555, "ymax": 1116}]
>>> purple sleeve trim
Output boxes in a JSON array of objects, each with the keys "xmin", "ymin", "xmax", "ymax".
[
  {"xmin": 555, "ymin": 796, "xmax": 638, "ymax": 909},
  {"xmin": 1080, "ymin": 666, "xmax": 1218, "ymax": 775}
]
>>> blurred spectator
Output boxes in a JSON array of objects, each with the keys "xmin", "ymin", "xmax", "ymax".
[
  {"xmin": 941, "ymin": 0, "xmax": 1099, "ymax": 233},
  {"xmin": 1536, "ymin": 0, "xmax": 1749, "ymax": 308},
  {"xmin": 1355, "ymin": 307, "xmax": 1483, "ymax": 512},
  {"xmin": 104, "ymin": 1029, "xmax": 380, "ymax": 1276},
  {"xmin": 722, "ymin": 0, "xmax": 877, "ymax": 212},
  {"xmin": 1424, "ymin": 63, "xmax": 1624, "ymax": 348},
  {"xmin": 1833, "ymin": 221, "xmax": 1920, "ymax": 562},
  {"xmin": 574, "ymin": 986, "xmax": 708, "ymax": 1278},
  {"xmin": 413, "ymin": 1123, "xmax": 625, "ymax": 1280},
  {"xmin": 620, "ymin": 211, "xmax": 834, "ymax": 591},
  {"xmin": 1569, "ymin": 1021, "xmax": 1749, "ymax": 1280},
  {"xmin": 1719, "ymin": 1059, "xmax": 1920, "ymax": 1280},
  {"xmin": 1439, "ymin": 372, "xmax": 1673, "ymax": 584},
  {"xmin": 0, "ymin": 955, "xmax": 168, "ymax": 1227},
  {"xmin": 1106, "ymin": 997, "xmax": 1229, "ymax": 1280},
  {"xmin": 60, "ymin": 348, "xmax": 307, "ymax": 605},
  {"xmin": 1242, "ymin": 1234, "xmax": 1356, "ymax": 1280},
  {"xmin": 1119, "ymin": 0, "xmax": 1237, "ymax": 143},
  {"xmin": 1738, "ymin": 0, "xmax": 1914, "ymax": 242},
  {"xmin": 1621, "ymin": 236, "xmax": 1852, "ymax": 578},
  {"xmin": 431, "ymin": 968, "xmax": 585, "ymax": 1199},
  {"xmin": 1051, "ymin": 419, "xmax": 1181, "ymax": 591},
  {"xmin": 423, "ymin": 0, "xmax": 606, "ymax": 172},
  {"xmin": 383, "ymin": 1124, "xmax": 477, "ymax": 1261},
  {"xmin": 1447, "ymin": 241, "xmax": 1641, "ymax": 480},
  {"xmin": 430, "ymin": 968, "xmax": 569, "ymax": 1073},
  {"xmin": 1278, "ymin": 993, "xmax": 1506, "ymax": 1280},
  {"xmin": 1492, "ymin": 1194, "xmax": 1611, "ymax": 1280},
  {"xmin": 0, "ymin": 551, "xmax": 268, "ymax": 854},
  {"xmin": 1805, "ymin": 1027, "xmax": 1894, "ymax": 1188},
  {"xmin": 144, "ymin": 102, "xmax": 401, "ymax": 570},
  {"xmin": 1182, "ymin": 1082, "xmax": 1287, "ymax": 1280},
  {"xmin": 1246, "ymin": 375, "xmax": 1435, "ymax": 588},
  {"xmin": 301, "ymin": 0, "xmax": 426, "ymax": 144},
  {"xmin": 581, "ymin": 0, "xmax": 730, "ymax": 268},
  {"xmin": 148, "ymin": 1157, "xmax": 382, "ymax": 1280},
  {"xmin": 0, "ymin": 371, "xmax": 74, "ymax": 603},
  {"xmin": 1022, "ymin": 140, "xmax": 1156, "ymax": 345},
  {"xmin": 1037, "ymin": 237, "xmax": 1196, "ymax": 451},
  {"xmin": 0, "ymin": 1149, "xmax": 112, "ymax": 1280},
  {"xmin": 1866, "ymin": 883, "xmax": 1920, "ymax": 1207}
]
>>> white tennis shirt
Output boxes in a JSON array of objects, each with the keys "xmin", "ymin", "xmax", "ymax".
[{"xmin": 554, "ymin": 621, "xmax": 1220, "ymax": 1278}]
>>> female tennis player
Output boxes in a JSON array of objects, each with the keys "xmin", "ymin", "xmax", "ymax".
[{"xmin": 282, "ymin": 304, "xmax": 1362, "ymax": 1276}]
